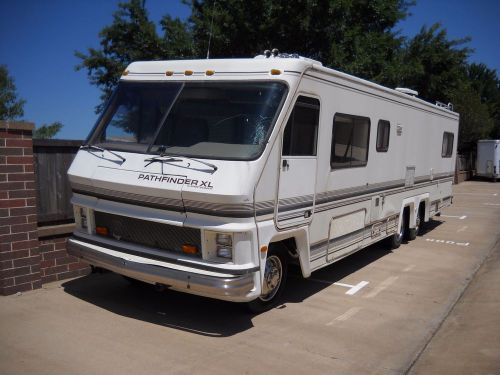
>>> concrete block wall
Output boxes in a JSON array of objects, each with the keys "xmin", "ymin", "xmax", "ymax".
[
  {"xmin": 1, "ymin": 121, "xmax": 90, "ymax": 295},
  {"xmin": 0, "ymin": 121, "xmax": 41, "ymax": 294}
]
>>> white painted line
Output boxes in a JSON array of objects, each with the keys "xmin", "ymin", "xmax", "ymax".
[
  {"xmin": 403, "ymin": 265, "xmax": 415, "ymax": 272},
  {"xmin": 326, "ymin": 307, "xmax": 362, "ymax": 325},
  {"xmin": 494, "ymin": 193, "xmax": 498, "ymax": 196},
  {"xmin": 364, "ymin": 276, "xmax": 399, "ymax": 298},
  {"xmin": 345, "ymin": 281, "xmax": 369, "ymax": 295},
  {"xmin": 483, "ymin": 203, "xmax": 500, "ymax": 206},
  {"xmin": 457, "ymin": 225, "xmax": 468, "ymax": 233},
  {"xmin": 440, "ymin": 214, "xmax": 467, "ymax": 220},
  {"xmin": 425, "ymin": 238, "xmax": 470, "ymax": 246},
  {"xmin": 333, "ymin": 282, "xmax": 354, "ymax": 288}
]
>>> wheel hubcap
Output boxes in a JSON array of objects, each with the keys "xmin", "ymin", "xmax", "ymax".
[{"xmin": 260, "ymin": 255, "xmax": 283, "ymax": 302}]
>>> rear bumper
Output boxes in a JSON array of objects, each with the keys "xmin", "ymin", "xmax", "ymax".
[{"xmin": 67, "ymin": 237, "xmax": 258, "ymax": 302}]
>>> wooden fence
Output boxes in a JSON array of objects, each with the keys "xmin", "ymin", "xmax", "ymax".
[{"xmin": 33, "ymin": 139, "xmax": 83, "ymax": 225}]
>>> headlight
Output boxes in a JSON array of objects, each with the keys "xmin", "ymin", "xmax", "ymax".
[{"xmin": 216, "ymin": 233, "xmax": 233, "ymax": 259}]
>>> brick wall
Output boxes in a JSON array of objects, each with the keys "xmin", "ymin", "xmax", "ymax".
[
  {"xmin": 0, "ymin": 121, "xmax": 41, "ymax": 294},
  {"xmin": 1, "ymin": 121, "xmax": 90, "ymax": 295},
  {"xmin": 39, "ymin": 230, "xmax": 89, "ymax": 284}
]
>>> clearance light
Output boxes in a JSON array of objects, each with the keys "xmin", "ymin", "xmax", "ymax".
[
  {"xmin": 270, "ymin": 69, "xmax": 281, "ymax": 75},
  {"xmin": 122, "ymin": 70, "xmax": 129, "ymax": 76},
  {"xmin": 165, "ymin": 70, "xmax": 174, "ymax": 76},
  {"xmin": 96, "ymin": 226, "xmax": 109, "ymax": 236},
  {"xmin": 185, "ymin": 70, "xmax": 193, "ymax": 76},
  {"xmin": 206, "ymin": 70, "xmax": 215, "ymax": 76},
  {"xmin": 182, "ymin": 244, "xmax": 198, "ymax": 254},
  {"xmin": 260, "ymin": 245, "xmax": 268, "ymax": 253}
]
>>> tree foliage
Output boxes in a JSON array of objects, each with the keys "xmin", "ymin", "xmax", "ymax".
[
  {"xmin": 33, "ymin": 121, "xmax": 64, "ymax": 139},
  {"xmin": 0, "ymin": 65, "xmax": 25, "ymax": 120},
  {"xmin": 76, "ymin": 0, "xmax": 500, "ymax": 150}
]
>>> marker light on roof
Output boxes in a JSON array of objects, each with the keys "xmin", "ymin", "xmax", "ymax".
[
  {"xmin": 270, "ymin": 69, "xmax": 281, "ymax": 75},
  {"xmin": 206, "ymin": 70, "xmax": 215, "ymax": 76},
  {"xmin": 122, "ymin": 70, "xmax": 129, "ymax": 76},
  {"xmin": 185, "ymin": 70, "xmax": 193, "ymax": 76},
  {"xmin": 165, "ymin": 70, "xmax": 174, "ymax": 76}
]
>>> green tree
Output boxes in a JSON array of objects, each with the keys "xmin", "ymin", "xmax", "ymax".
[
  {"xmin": 188, "ymin": 0, "xmax": 413, "ymax": 83},
  {"xmin": 466, "ymin": 63, "xmax": 500, "ymax": 139},
  {"xmin": 399, "ymin": 23, "xmax": 471, "ymax": 103},
  {"xmin": 75, "ymin": 0, "xmax": 167, "ymax": 112},
  {"xmin": 33, "ymin": 121, "xmax": 64, "ymax": 139},
  {"xmin": 0, "ymin": 65, "xmax": 25, "ymax": 120}
]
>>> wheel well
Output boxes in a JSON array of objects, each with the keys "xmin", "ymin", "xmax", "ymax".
[{"xmin": 269, "ymin": 237, "xmax": 298, "ymax": 259}]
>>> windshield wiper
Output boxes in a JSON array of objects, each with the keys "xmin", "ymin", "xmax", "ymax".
[
  {"xmin": 81, "ymin": 144, "xmax": 126, "ymax": 162},
  {"xmin": 144, "ymin": 154, "xmax": 218, "ymax": 174}
]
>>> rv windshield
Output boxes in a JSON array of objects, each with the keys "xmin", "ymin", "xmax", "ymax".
[{"xmin": 90, "ymin": 81, "xmax": 288, "ymax": 160}]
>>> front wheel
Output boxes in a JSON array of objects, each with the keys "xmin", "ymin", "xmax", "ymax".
[{"xmin": 247, "ymin": 250, "xmax": 288, "ymax": 313}]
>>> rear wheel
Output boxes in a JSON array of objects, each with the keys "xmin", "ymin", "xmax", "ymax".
[
  {"xmin": 389, "ymin": 208, "xmax": 408, "ymax": 249},
  {"xmin": 247, "ymin": 249, "xmax": 288, "ymax": 313},
  {"xmin": 409, "ymin": 204, "xmax": 425, "ymax": 240}
]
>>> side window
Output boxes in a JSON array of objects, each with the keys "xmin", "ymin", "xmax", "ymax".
[
  {"xmin": 376, "ymin": 120, "xmax": 390, "ymax": 152},
  {"xmin": 442, "ymin": 132, "xmax": 454, "ymax": 157},
  {"xmin": 282, "ymin": 96, "xmax": 320, "ymax": 156},
  {"xmin": 331, "ymin": 113, "xmax": 370, "ymax": 169}
]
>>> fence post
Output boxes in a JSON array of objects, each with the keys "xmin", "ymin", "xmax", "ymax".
[{"xmin": 0, "ymin": 121, "xmax": 42, "ymax": 295}]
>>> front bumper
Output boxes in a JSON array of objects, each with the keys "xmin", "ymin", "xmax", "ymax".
[{"xmin": 68, "ymin": 237, "xmax": 258, "ymax": 302}]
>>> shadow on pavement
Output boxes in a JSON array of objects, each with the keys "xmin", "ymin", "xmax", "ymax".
[{"xmin": 62, "ymin": 235, "xmax": 422, "ymax": 337}]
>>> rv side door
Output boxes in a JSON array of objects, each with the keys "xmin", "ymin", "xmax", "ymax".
[{"xmin": 276, "ymin": 95, "xmax": 320, "ymax": 229}]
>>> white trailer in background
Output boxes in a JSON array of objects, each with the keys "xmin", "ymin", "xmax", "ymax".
[
  {"xmin": 67, "ymin": 53, "xmax": 459, "ymax": 311},
  {"xmin": 476, "ymin": 140, "xmax": 500, "ymax": 181}
]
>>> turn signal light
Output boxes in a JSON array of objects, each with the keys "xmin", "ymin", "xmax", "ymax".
[
  {"xmin": 182, "ymin": 244, "xmax": 198, "ymax": 254},
  {"xmin": 96, "ymin": 226, "xmax": 109, "ymax": 236}
]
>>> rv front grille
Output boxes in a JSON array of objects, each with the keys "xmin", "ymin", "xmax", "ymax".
[{"xmin": 93, "ymin": 211, "xmax": 201, "ymax": 257}]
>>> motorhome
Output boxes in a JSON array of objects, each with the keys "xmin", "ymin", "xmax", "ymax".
[
  {"xmin": 67, "ymin": 53, "xmax": 459, "ymax": 311},
  {"xmin": 476, "ymin": 139, "xmax": 499, "ymax": 181}
]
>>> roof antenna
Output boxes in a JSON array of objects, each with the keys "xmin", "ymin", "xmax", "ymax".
[{"xmin": 206, "ymin": 0, "xmax": 217, "ymax": 59}]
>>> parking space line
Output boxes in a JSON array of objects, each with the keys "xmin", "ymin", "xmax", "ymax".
[
  {"xmin": 441, "ymin": 215, "xmax": 467, "ymax": 219},
  {"xmin": 483, "ymin": 203, "xmax": 500, "ymax": 206},
  {"xmin": 326, "ymin": 307, "xmax": 362, "ymax": 325},
  {"xmin": 365, "ymin": 276, "xmax": 399, "ymax": 298},
  {"xmin": 457, "ymin": 225, "xmax": 468, "ymax": 233},
  {"xmin": 403, "ymin": 265, "xmax": 415, "ymax": 272},
  {"xmin": 306, "ymin": 278, "xmax": 369, "ymax": 295}
]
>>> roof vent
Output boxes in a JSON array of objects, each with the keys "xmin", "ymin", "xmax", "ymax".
[{"xmin": 395, "ymin": 87, "xmax": 418, "ymax": 97}]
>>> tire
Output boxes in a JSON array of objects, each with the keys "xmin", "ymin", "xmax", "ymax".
[
  {"xmin": 247, "ymin": 249, "xmax": 288, "ymax": 313},
  {"xmin": 409, "ymin": 205, "xmax": 425, "ymax": 240},
  {"xmin": 389, "ymin": 208, "xmax": 408, "ymax": 249}
]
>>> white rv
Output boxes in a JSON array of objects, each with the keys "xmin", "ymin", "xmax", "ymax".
[
  {"xmin": 476, "ymin": 140, "xmax": 499, "ymax": 181},
  {"xmin": 67, "ymin": 54, "xmax": 458, "ymax": 311}
]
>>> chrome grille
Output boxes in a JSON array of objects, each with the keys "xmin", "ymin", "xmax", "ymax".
[{"xmin": 93, "ymin": 211, "xmax": 201, "ymax": 256}]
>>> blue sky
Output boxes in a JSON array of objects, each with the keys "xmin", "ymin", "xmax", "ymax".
[{"xmin": 0, "ymin": 0, "xmax": 499, "ymax": 140}]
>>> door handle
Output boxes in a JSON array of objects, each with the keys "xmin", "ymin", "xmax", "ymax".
[{"xmin": 282, "ymin": 159, "xmax": 289, "ymax": 171}]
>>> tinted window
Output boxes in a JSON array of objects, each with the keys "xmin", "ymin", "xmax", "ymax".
[
  {"xmin": 442, "ymin": 132, "xmax": 454, "ymax": 157},
  {"xmin": 331, "ymin": 113, "xmax": 370, "ymax": 169},
  {"xmin": 376, "ymin": 120, "xmax": 390, "ymax": 152},
  {"xmin": 282, "ymin": 96, "xmax": 320, "ymax": 156}
]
